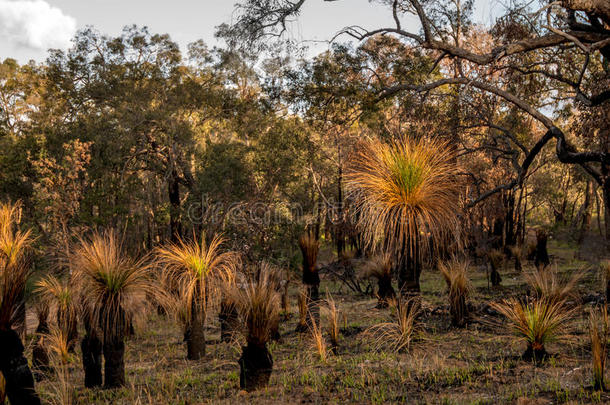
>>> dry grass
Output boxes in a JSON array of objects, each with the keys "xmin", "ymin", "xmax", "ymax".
[
  {"xmin": 70, "ymin": 230, "xmax": 157, "ymax": 339},
  {"xmin": 439, "ymin": 258, "xmax": 472, "ymax": 327},
  {"xmin": 589, "ymin": 306, "xmax": 609, "ymax": 390},
  {"xmin": 297, "ymin": 289, "xmax": 307, "ymax": 331},
  {"xmin": 364, "ymin": 298, "xmax": 420, "ymax": 353},
  {"xmin": 524, "ymin": 266, "xmax": 583, "ymax": 304},
  {"xmin": 324, "ymin": 293, "xmax": 340, "ymax": 352},
  {"xmin": 44, "ymin": 326, "xmax": 75, "ymax": 405},
  {"xmin": 490, "ymin": 297, "xmax": 577, "ymax": 361},
  {"xmin": 310, "ymin": 314, "xmax": 328, "ymax": 362},
  {"xmin": 345, "ymin": 135, "xmax": 461, "ymax": 256}
]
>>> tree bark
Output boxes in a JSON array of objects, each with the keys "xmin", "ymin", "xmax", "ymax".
[
  {"xmin": 103, "ymin": 337, "xmax": 125, "ymax": 388},
  {"xmin": 0, "ymin": 329, "xmax": 41, "ymax": 405},
  {"xmin": 398, "ymin": 234, "xmax": 422, "ymax": 295},
  {"xmin": 187, "ymin": 306, "xmax": 205, "ymax": 360},
  {"xmin": 376, "ymin": 276, "xmax": 395, "ymax": 309},
  {"xmin": 238, "ymin": 342, "xmax": 273, "ymax": 392},
  {"xmin": 81, "ymin": 329, "xmax": 103, "ymax": 388},
  {"xmin": 32, "ymin": 315, "xmax": 50, "ymax": 380}
]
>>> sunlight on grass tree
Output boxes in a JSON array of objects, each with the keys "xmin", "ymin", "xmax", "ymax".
[{"xmin": 345, "ymin": 136, "xmax": 461, "ymax": 294}]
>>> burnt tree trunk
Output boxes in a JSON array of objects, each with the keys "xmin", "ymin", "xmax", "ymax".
[
  {"xmin": 376, "ymin": 276, "xmax": 395, "ymax": 309},
  {"xmin": 219, "ymin": 299, "xmax": 238, "ymax": 343},
  {"xmin": 534, "ymin": 230, "xmax": 550, "ymax": 269},
  {"xmin": 81, "ymin": 329, "xmax": 103, "ymax": 388},
  {"xmin": 103, "ymin": 337, "xmax": 125, "ymax": 388},
  {"xmin": 238, "ymin": 342, "xmax": 273, "ymax": 392},
  {"xmin": 32, "ymin": 313, "xmax": 50, "ymax": 380},
  {"xmin": 187, "ymin": 305, "xmax": 206, "ymax": 360},
  {"xmin": 398, "ymin": 233, "xmax": 422, "ymax": 295},
  {"xmin": 0, "ymin": 329, "xmax": 41, "ymax": 405}
]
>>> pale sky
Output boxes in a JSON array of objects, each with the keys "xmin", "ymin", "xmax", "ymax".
[{"xmin": 0, "ymin": 0, "xmax": 497, "ymax": 64}]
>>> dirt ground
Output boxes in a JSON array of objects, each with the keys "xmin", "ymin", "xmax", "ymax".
[{"xmin": 29, "ymin": 234, "xmax": 610, "ymax": 404}]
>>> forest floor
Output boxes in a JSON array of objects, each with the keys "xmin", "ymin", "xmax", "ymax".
[{"xmin": 28, "ymin": 231, "xmax": 610, "ymax": 404}]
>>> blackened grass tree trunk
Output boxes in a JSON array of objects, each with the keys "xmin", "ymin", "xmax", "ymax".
[
  {"xmin": 187, "ymin": 291, "xmax": 206, "ymax": 360},
  {"xmin": 235, "ymin": 265, "xmax": 280, "ymax": 392},
  {"xmin": 102, "ymin": 307, "xmax": 127, "ymax": 388},
  {"xmin": 81, "ymin": 314, "xmax": 103, "ymax": 388},
  {"xmin": 298, "ymin": 233, "xmax": 320, "ymax": 329},
  {"xmin": 219, "ymin": 298, "xmax": 239, "ymax": 343},
  {"xmin": 32, "ymin": 305, "xmax": 50, "ymax": 380},
  {"xmin": 0, "ymin": 329, "xmax": 41, "ymax": 405},
  {"xmin": 534, "ymin": 230, "xmax": 550, "ymax": 270},
  {"xmin": 397, "ymin": 232, "xmax": 422, "ymax": 296}
]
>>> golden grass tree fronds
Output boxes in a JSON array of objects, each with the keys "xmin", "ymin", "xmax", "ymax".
[
  {"xmin": 364, "ymin": 298, "xmax": 420, "ymax": 353},
  {"xmin": 524, "ymin": 266, "xmax": 583, "ymax": 304},
  {"xmin": 70, "ymin": 230, "xmax": 156, "ymax": 339},
  {"xmin": 0, "ymin": 257, "xmax": 29, "ymax": 331},
  {"xmin": 298, "ymin": 233, "xmax": 319, "ymax": 275},
  {"xmin": 44, "ymin": 326, "xmax": 75, "ymax": 405},
  {"xmin": 0, "ymin": 201, "xmax": 32, "ymax": 267},
  {"xmin": 345, "ymin": 136, "xmax": 461, "ymax": 256},
  {"xmin": 589, "ymin": 306, "xmax": 609, "ymax": 391},
  {"xmin": 35, "ymin": 275, "xmax": 75, "ymax": 320},
  {"xmin": 155, "ymin": 233, "xmax": 239, "ymax": 322},
  {"xmin": 439, "ymin": 258, "xmax": 472, "ymax": 327},
  {"xmin": 490, "ymin": 297, "xmax": 576, "ymax": 362},
  {"xmin": 230, "ymin": 263, "xmax": 280, "ymax": 348}
]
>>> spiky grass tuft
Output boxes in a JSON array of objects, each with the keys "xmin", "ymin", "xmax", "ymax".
[
  {"xmin": 35, "ymin": 274, "xmax": 78, "ymax": 348},
  {"xmin": 310, "ymin": 314, "xmax": 328, "ymax": 362},
  {"xmin": 345, "ymin": 136, "xmax": 461, "ymax": 261},
  {"xmin": 439, "ymin": 259, "xmax": 472, "ymax": 327},
  {"xmin": 589, "ymin": 306, "xmax": 609, "ymax": 391},
  {"xmin": 524, "ymin": 266, "xmax": 583, "ymax": 304},
  {"xmin": 70, "ymin": 230, "xmax": 157, "ymax": 340},
  {"xmin": 364, "ymin": 298, "xmax": 420, "ymax": 353},
  {"xmin": 490, "ymin": 298, "xmax": 576, "ymax": 362},
  {"xmin": 156, "ymin": 233, "xmax": 239, "ymax": 324}
]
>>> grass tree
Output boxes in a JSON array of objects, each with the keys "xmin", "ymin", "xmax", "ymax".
[
  {"xmin": 439, "ymin": 259, "xmax": 472, "ymax": 327},
  {"xmin": 35, "ymin": 275, "xmax": 78, "ymax": 352},
  {"xmin": 0, "ymin": 202, "xmax": 41, "ymax": 404},
  {"xmin": 298, "ymin": 233, "xmax": 320, "ymax": 328},
  {"xmin": 363, "ymin": 253, "xmax": 395, "ymax": 308},
  {"xmin": 156, "ymin": 233, "xmax": 238, "ymax": 360},
  {"xmin": 231, "ymin": 263, "xmax": 280, "ymax": 391},
  {"xmin": 345, "ymin": 136, "xmax": 461, "ymax": 295},
  {"xmin": 490, "ymin": 298, "xmax": 575, "ymax": 363},
  {"xmin": 71, "ymin": 230, "xmax": 156, "ymax": 388}
]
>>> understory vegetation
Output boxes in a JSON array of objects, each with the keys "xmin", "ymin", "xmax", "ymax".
[{"xmin": 0, "ymin": 0, "xmax": 609, "ymax": 403}]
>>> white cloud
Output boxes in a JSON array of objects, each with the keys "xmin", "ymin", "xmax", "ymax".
[{"xmin": 0, "ymin": 0, "xmax": 76, "ymax": 51}]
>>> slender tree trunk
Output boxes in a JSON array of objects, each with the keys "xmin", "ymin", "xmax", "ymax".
[
  {"xmin": 577, "ymin": 180, "xmax": 593, "ymax": 246},
  {"xmin": 0, "ymin": 329, "xmax": 41, "ymax": 404},
  {"xmin": 168, "ymin": 170, "xmax": 182, "ymax": 243},
  {"xmin": 239, "ymin": 342, "xmax": 273, "ymax": 392}
]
